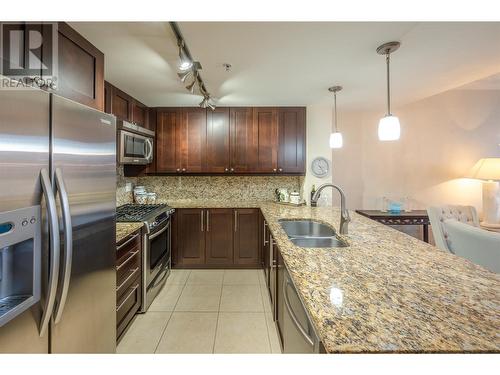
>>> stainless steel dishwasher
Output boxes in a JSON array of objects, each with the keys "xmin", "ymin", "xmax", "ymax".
[{"xmin": 282, "ymin": 267, "xmax": 323, "ymax": 353}]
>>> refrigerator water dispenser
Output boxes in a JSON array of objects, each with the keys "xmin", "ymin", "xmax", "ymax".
[{"xmin": 0, "ymin": 206, "xmax": 41, "ymax": 327}]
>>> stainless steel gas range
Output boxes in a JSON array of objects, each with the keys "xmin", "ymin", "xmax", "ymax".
[{"xmin": 116, "ymin": 204, "xmax": 175, "ymax": 312}]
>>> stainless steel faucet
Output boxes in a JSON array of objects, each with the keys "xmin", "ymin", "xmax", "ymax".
[{"xmin": 311, "ymin": 183, "xmax": 351, "ymax": 235}]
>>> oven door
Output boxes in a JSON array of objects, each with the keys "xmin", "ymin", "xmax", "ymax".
[
  {"xmin": 118, "ymin": 130, "xmax": 153, "ymax": 165},
  {"xmin": 146, "ymin": 219, "xmax": 170, "ymax": 286}
]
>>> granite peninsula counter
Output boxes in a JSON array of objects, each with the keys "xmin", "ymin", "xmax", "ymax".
[{"xmin": 258, "ymin": 203, "xmax": 500, "ymax": 353}]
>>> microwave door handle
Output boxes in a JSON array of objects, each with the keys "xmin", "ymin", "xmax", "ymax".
[
  {"xmin": 39, "ymin": 168, "xmax": 60, "ymax": 337},
  {"xmin": 145, "ymin": 138, "xmax": 153, "ymax": 161},
  {"xmin": 53, "ymin": 168, "xmax": 73, "ymax": 324}
]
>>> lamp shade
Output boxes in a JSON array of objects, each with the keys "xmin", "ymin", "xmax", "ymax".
[
  {"xmin": 378, "ymin": 115, "xmax": 400, "ymax": 141},
  {"xmin": 329, "ymin": 132, "xmax": 343, "ymax": 149},
  {"xmin": 467, "ymin": 158, "xmax": 500, "ymax": 181}
]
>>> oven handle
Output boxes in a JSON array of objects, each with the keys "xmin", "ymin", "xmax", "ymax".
[
  {"xmin": 149, "ymin": 221, "xmax": 170, "ymax": 240},
  {"xmin": 150, "ymin": 260, "xmax": 170, "ymax": 288}
]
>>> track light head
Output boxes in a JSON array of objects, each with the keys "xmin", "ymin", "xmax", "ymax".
[
  {"xmin": 178, "ymin": 41, "xmax": 193, "ymax": 71},
  {"xmin": 199, "ymin": 96, "xmax": 209, "ymax": 108},
  {"xmin": 177, "ymin": 70, "xmax": 192, "ymax": 83}
]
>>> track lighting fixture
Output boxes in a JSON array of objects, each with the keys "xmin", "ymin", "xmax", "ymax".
[
  {"xmin": 178, "ymin": 41, "xmax": 193, "ymax": 71},
  {"xmin": 376, "ymin": 41, "xmax": 401, "ymax": 141},
  {"xmin": 170, "ymin": 22, "xmax": 214, "ymax": 104}
]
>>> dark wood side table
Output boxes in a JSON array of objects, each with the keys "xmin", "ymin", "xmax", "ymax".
[{"xmin": 355, "ymin": 210, "xmax": 431, "ymax": 243}]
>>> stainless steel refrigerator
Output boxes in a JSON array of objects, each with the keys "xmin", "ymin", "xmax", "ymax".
[{"xmin": 0, "ymin": 87, "xmax": 116, "ymax": 353}]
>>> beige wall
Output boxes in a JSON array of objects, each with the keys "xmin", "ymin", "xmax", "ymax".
[{"xmin": 333, "ymin": 88, "xmax": 500, "ymax": 217}]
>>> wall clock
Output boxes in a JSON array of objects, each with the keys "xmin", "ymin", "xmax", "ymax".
[{"xmin": 311, "ymin": 157, "xmax": 331, "ymax": 178}]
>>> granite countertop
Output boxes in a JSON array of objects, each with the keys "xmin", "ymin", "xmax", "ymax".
[
  {"xmin": 116, "ymin": 222, "xmax": 143, "ymax": 244},
  {"xmin": 259, "ymin": 203, "xmax": 500, "ymax": 353}
]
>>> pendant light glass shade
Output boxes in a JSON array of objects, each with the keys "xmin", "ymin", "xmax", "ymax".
[
  {"xmin": 329, "ymin": 132, "xmax": 343, "ymax": 148},
  {"xmin": 378, "ymin": 115, "xmax": 400, "ymax": 141}
]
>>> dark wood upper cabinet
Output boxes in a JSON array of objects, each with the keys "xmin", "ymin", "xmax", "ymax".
[
  {"xmin": 176, "ymin": 209, "xmax": 205, "ymax": 266},
  {"xmin": 206, "ymin": 108, "xmax": 230, "ymax": 173},
  {"xmin": 110, "ymin": 85, "xmax": 132, "ymax": 121},
  {"xmin": 205, "ymin": 209, "xmax": 234, "ymax": 265},
  {"xmin": 234, "ymin": 209, "xmax": 260, "ymax": 266},
  {"xmin": 278, "ymin": 107, "xmax": 306, "ymax": 174},
  {"xmin": 179, "ymin": 107, "xmax": 207, "ymax": 173},
  {"xmin": 253, "ymin": 108, "xmax": 278, "ymax": 173},
  {"xmin": 156, "ymin": 109, "xmax": 181, "ymax": 173},
  {"xmin": 153, "ymin": 106, "xmax": 305, "ymax": 176},
  {"xmin": 230, "ymin": 107, "xmax": 256, "ymax": 173},
  {"xmin": 56, "ymin": 23, "xmax": 104, "ymax": 111},
  {"xmin": 132, "ymin": 101, "xmax": 148, "ymax": 128}
]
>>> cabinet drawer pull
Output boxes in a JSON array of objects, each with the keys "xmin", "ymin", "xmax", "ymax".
[
  {"xmin": 117, "ymin": 233, "xmax": 140, "ymax": 251},
  {"xmin": 116, "ymin": 267, "xmax": 140, "ymax": 291},
  {"xmin": 117, "ymin": 250, "xmax": 139, "ymax": 271},
  {"xmin": 116, "ymin": 285, "xmax": 139, "ymax": 312}
]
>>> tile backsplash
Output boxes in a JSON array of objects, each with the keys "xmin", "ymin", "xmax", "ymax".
[{"xmin": 116, "ymin": 166, "xmax": 303, "ymax": 205}]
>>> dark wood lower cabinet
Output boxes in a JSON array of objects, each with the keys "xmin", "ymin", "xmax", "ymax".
[
  {"xmin": 176, "ymin": 209, "xmax": 205, "ymax": 266},
  {"xmin": 234, "ymin": 209, "xmax": 260, "ymax": 265},
  {"xmin": 174, "ymin": 208, "xmax": 260, "ymax": 268},
  {"xmin": 116, "ymin": 228, "xmax": 142, "ymax": 342},
  {"xmin": 206, "ymin": 209, "xmax": 234, "ymax": 265}
]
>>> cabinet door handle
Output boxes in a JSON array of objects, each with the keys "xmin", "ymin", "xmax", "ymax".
[
  {"xmin": 225, "ymin": 168, "xmax": 229, "ymax": 172},
  {"xmin": 263, "ymin": 222, "xmax": 268, "ymax": 246},
  {"xmin": 278, "ymin": 168, "xmax": 283, "ymax": 172},
  {"xmin": 273, "ymin": 168, "xmax": 277, "ymax": 172},
  {"xmin": 201, "ymin": 210, "xmax": 204, "ymax": 232},
  {"xmin": 176, "ymin": 168, "xmax": 180, "ymax": 172},
  {"xmin": 206, "ymin": 210, "xmax": 210, "ymax": 232},
  {"xmin": 230, "ymin": 168, "xmax": 234, "ymax": 172},
  {"xmin": 234, "ymin": 210, "xmax": 238, "ymax": 232},
  {"xmin": 182, "ymin": 168, "xmax": 186, "ymax": 172}
]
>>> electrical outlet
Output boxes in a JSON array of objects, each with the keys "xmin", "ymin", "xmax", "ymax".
[{"xmin": 125, "ymin": 182, "xmax": 132, "ymax": 192}]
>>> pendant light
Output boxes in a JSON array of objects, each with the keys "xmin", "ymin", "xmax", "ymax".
[
  {"xmin": 328, "ymin": 86, "xmax": 343, "ymax": 149},
  {"xmin": 376, "ymin": 41, "xmax": 401, "ymax": 141}
]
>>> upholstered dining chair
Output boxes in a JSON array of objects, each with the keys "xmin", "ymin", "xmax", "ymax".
[
  {"xmin": 427, "ymin": 205, "xmax": 480, "ymax": 251},
  {"xmin": 442, "ymin": 219, "xmax": 500, "ymax": 273}
]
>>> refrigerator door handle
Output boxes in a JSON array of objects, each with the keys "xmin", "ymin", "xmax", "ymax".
[
  {"xmin": 39, "ymin": 168, "xmax": 60, "ymax": 337},
  {"xmin": 53, "ymin": 168, "xmax": 73, "ymax": 324}
]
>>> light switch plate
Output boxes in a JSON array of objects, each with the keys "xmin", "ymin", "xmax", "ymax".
[{"xmin": 125, "ymin": 182, "xmax": 132, "ymax": 192}]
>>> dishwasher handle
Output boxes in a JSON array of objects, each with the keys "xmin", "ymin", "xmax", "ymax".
[{"xmin": 283, "ymin": 276, "xmax": 315, "ymax": 347}]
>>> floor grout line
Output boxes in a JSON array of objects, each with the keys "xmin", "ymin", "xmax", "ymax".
[
  {"xmin": 153, "ymin": 270, "xmax": 190, "ymax": 353},
  {"xmin": 258, "ymin": 270, "xmax": 273, "ymax": 354},
  {"xmin": 212, "ymin": 272, "xmax": 225, "ymax": 354}
]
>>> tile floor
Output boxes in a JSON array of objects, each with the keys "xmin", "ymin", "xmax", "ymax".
[{"xmin": 117, "ymin": 269, "xmax": 282, "ymax": 354}]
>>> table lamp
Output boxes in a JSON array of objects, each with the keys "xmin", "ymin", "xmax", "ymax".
[{"xmin": 467, "ymin": 158, "xmax": 500, "ymax": 229}]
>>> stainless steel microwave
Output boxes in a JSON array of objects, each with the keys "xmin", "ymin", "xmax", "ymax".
[{"xmin": 117, "ymin": 121, "xmax": 154, "ymax": 165}]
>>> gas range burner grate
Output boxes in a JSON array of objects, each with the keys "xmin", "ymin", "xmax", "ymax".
[{"xmin": 116, "ymin": 204, "xmax": 168, "ymax": 222}]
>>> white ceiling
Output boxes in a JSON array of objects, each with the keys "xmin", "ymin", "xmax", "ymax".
[{"xmin": 70, "ymin": 22, "xmax": 500, "ymax": 110}]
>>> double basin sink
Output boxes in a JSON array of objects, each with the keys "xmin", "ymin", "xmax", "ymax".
[{"xmin": 279, "ymin": 219, "xmax": 348, "ymax": 248}]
